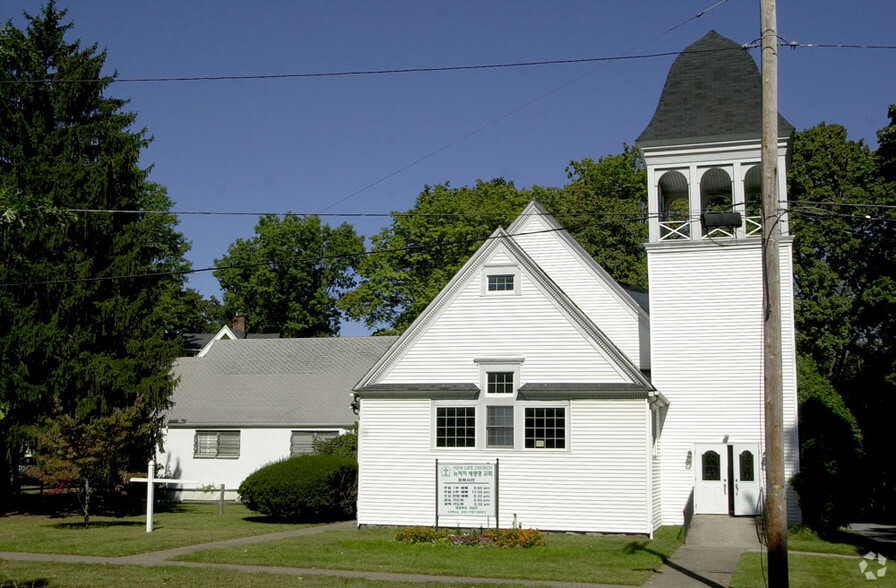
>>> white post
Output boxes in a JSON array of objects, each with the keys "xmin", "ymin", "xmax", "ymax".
[{"xmin": 145, "ymin": 460, "xmax": 155, "ymax": 533}]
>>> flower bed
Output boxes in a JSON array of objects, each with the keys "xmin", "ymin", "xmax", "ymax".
[{"xmin": 395, "ymin": 526, "xmax": 545, "ymax": 548}]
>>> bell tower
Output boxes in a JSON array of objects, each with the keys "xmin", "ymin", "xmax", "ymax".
[{"xmin": 637, "ymin": 31, "xmax": 800, "ymax": 522}]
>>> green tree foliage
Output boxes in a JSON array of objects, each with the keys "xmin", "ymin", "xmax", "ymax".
[
  {"xmin": 313, "ymin": 426, "xmax": 357, "ymax": 458},
  {"xmin": 0, "ymin": 4, "xmax": 189, "ymax": 510},
  {"xmin": 162, "ymin": 287, "xmax": 226, "ymax": 334},
  {"xmin": 214, "ymin": 215, "xmax": 364, "ymax": 337},
  {"xmin": 788, "ymin": 112, "xmax": 896, "ymax": 521},
  {"xmin": 339, "ymin": 178, "xmax": 539, "ymax": 334},
  {"xmin": 553, "ymin": 145, "xmax": 648, "ymax": 288},
  {"xmin": 340, "ymin": 148, "xmax": 647, "ymax": 334},
  {"xmin": 791, "ymin": 355, "xmax": 863, "ymax": 532},
  {"xmin": 31, "ymin": 401, "xmax": 153, "ymax": 527}
]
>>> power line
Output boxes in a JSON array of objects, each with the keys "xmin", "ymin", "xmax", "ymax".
[
  {"xmin": 0, "ymin": 49, "xmax": 710, "ymax": 85},
  {"xmin": 315, "ymin": 0, "xmax": 732, "ymax": 214},
  {"xmin": 2, "ymin": 206, "xmax": 891, "ymax": 289},
  {"xmin": 53, "ymin": 198, "xmax": 896, "ymax": 218},
  {"xmin": 2, "ymin": 44, "xmax": 891, "ymax": 87},
  {"xmin": 0, "ymin": 222, "xmax": 596, "ymax": 288}
]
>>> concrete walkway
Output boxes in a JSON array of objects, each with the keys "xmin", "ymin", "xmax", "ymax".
[{"xmin": 645, "ymin": 515, "xmax": 763, "ymax": 587}]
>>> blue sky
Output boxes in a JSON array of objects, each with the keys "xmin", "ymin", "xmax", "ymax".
[{"xmin": 4, "ymin": 1, "xmax": 895, "ymax": 335}]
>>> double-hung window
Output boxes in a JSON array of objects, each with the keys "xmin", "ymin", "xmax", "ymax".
[
  {"xmin": 486, "ymin": 406, "xmax": 514, "ymax": 448},
  {"xmin": 194, "ymin": 430, "xmax": 240, "ymax": 458}
]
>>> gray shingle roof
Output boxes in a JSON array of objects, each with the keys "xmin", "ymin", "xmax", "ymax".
[
  {"xmin": 168, "ymin": 336, "xmax": 397, "ymax": 427},
  {"xmin": 637, "ymin": 30, "xmax": 794, "ymax": 145}
]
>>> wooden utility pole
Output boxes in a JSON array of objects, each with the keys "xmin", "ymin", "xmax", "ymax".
[{"xmin": 760, "ymin": 0, "xmax": 789, "ymax": 585}]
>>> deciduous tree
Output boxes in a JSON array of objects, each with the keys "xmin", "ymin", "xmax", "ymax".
[
  {"xmin": 788, "ymin": 113, "xmax": 896, "ymax": 521},
  {"xmin": 340, "ymin": 149, "xmax": 647, "ymax": 334},
  {"xmin": 214, "ymin": 215, "xmax": 364, "ymax": 337}
]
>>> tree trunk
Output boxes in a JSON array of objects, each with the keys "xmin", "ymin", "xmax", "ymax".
[
  {"xmin": 81, "ymin": 478, "xmax": 91, "ymax": 528},
  {"xmin": 0, "ymin": 434, "xmax": 11, "ymax": 513}
]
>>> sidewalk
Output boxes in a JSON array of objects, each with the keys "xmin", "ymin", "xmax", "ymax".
[{"xmin": 644, "ymin": 515, "xmax": 763, "ymax": 587}]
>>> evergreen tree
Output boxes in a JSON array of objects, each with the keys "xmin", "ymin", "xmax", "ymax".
[{"xmin": 0, "ymin": 3, "xmax": 189, "ymax": 512}]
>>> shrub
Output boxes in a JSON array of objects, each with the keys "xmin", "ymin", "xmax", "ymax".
[
  {"xmin": 395, "ymin": 526, "xmax": 545, "ymax": 548},
  {"xmin": 313, "ymin": 428, "xmax": 357, "ymax": 458},
  {"xmin": 791, "ymin": 356, "xmax": 864, "ymax": 533},
  {"xmin": 238, "ymin": 454, "xmax": 357, "ymax": 522}
]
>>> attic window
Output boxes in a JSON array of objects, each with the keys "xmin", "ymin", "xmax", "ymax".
[
  {"xmin": 488, "ymin": 274, "xmax": 514, "ymax": 291},
  {"xmin": 482, "ymin": 265, "xmax": 520, "ymax": 296}
]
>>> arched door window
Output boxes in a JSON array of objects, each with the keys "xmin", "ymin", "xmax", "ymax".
[{"xmin": 702, "ymin": 450, "xmax": 721, "ymax": 481}]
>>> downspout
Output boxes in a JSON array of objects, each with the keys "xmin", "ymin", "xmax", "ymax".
[{"xmin": 646, "ymin": 397, "xmax": 654, "ymax": 539}]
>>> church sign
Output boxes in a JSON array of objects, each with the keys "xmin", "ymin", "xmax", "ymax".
[{"xmin": 435, "ymin": 460, "xmax": 498, "ymax": 528}]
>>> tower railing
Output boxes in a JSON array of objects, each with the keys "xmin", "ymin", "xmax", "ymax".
[{"xmin": 658, "ymin": 219, "xmax": 690, "ymax": 240}]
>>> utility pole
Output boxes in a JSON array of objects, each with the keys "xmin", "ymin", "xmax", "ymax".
[{"xmin": 760, "ymin": 0, "xmax": 789, "ymax": 585}]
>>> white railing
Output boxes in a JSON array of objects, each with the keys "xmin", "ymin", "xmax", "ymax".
[
  {"xmin": 659, "ymin": 216, "xmax": 764, "ymax": 241},
  {"xmin": 745, "ymin": 216, "xmax": 762, "ymax": 236},
  {"xmin": 659, "ymin": 219, "xmax": 690, "ymax": 240},
  {"xmin": 701, "ymin": 226, "xmax": 736, "ymax": 240}
]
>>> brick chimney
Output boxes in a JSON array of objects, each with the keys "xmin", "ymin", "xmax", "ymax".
[{"xmin": 232, "ymin": 315, "xmax": 246, "ymax": 334}]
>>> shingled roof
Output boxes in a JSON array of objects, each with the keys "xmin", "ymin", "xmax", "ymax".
[
  {"xmin": 637, "ymin": 30, "xmax": 794, "ymax": 145},
  {"xmin": 168, "ymin": 336, "xmax": 397, "ymax": 427}
]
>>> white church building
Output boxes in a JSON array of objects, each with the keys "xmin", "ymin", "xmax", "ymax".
[{"xmin": 353, "ymin": 31, "xmax": 800, "ymax": 534}]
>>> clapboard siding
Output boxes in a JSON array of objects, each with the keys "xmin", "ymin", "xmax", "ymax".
[
  {"xmin": 382, "ymin": 244, "xmax": 632, "ymax": 385},
  {"xmin": 357, "ymin": 398, "xmax": 652, "ymax": 533},
  {"xmin": 159, "ymin": 428, "xmax": 292, "ymax": 495},
  {"xmin": 509, "ymin": 214, "xmax": 646, "ymax": 369},
  {"xmin": 648, "ymin": 241, "xmax": 800, "ymax": 523}
]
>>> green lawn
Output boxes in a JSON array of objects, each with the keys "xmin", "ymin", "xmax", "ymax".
[
  {"xmin": 175, "ymin": 526, "xmax": 683, "ymax": 586},
  {"xmin": 0, "ymin": 502, "xmax": 314, "ymax": 557},
  {"xmin": 0, "ymin": 561, "xmax": 515, "ymax": 588},
  {"xmin": 731, "ymin": 552, "xmax": 895, "ymax": 587},
  {"xmin": 787, "ymin": 524, "xmax": 885, "ymax": 556},
  {"xmin": 729, "ymin": 524, "xmax": 894, "ymax": 587}
]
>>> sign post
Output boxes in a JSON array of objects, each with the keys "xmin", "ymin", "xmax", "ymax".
[
  {"xmin": 435, "ymin": 460, "xmax": 498, "ymax": 530},
  {"xmin": 130, "ymin": 460, "xmax": 203, "ymax": 532}
]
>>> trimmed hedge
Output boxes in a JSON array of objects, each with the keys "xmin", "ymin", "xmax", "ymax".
[{"xmin": 238, "ymin": 454, "xmax": 357, "ymax": 522}]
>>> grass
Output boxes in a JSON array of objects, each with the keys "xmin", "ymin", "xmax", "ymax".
[
  {"xmin": 0, "ymin": 561, "xmax": 517, "ymax": 588},
  {"xmin": 731, "ymin": 552, "xmax": 896, "ymax": 587},
  {"xmin": 0, "ymin": 502, "xmax": 314, "ymax": 557},
  {"xmin": 787, "ymin": 524, "xmax": 886, "ymax": 556},
  {"xmin": 729, "ymin": 524, "xmax": 895, "ymax": 587},
  {"xmin": 175, "ymin": 526, "xmax": 683, "ymax": 586}
]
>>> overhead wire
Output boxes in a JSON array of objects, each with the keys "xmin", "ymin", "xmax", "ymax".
[
  {"xmin": 315, "ymin": 0, "xmax": 736, "ymax": 213},
  {"xmin": 1, "ymin": 204, "xmax": 891, "ymax": 289},
  {"xmin": 52, "ymin": 198, "xmax": 896, "ymax": 218}
]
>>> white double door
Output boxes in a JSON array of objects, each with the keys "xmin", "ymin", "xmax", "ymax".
[{"xmin": 694, "ymin": 443, "xmax": 761, "ymax": 516}]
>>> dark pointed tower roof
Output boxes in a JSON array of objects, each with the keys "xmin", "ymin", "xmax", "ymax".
[{"xmin": 637, "ymin": 30, "xmax": 793, "ymax": 145}]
